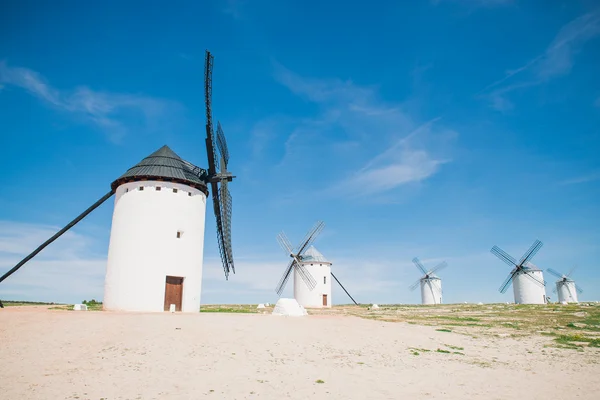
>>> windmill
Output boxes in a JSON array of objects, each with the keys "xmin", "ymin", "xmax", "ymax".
[
  {"xmin": 409, "ymin": 257, "xmax": 447, "ymax": 305},
  {"xmin": 275, "ymin": 221, "xmax": 358, "ymax": 308},
  {"xmin": 546, "ymin": 267, "xmax": 583, "ymax": 304},
  {"xmin": 490, "ymin": 239, "xmax": 547, "ymax": 304},
  {"xmin": 0, "ymin": 49, "xmax": 235, "ymax": 313}
]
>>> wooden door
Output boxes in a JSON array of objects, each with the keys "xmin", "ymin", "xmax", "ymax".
[
  {"xmin": 322, "ymin": 294, "xmax": 328, "ymax": 306},
  {"xmin": 164, "ymin": 276, "xmax": 183, "ymax": 311}
]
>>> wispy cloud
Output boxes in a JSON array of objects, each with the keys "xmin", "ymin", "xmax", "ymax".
[
  {"xmin": 267, "ymin": 63, "xmax": 455, "ymax": 198},
  {"xmin": 333, "ymin": 120, "xmax": 451, "ymax": 196},
  {"xmin": 0, "ymin": 60, "xmax": 179, "ymax": 143},
  {"xmin": 222, "ymin": 0, "xmax": 247, "ymax": 20},
  {"xmin": 479, "ymin": 11, "xmax": 600, "ymax": 111},
  {"xmin": 432, "ymin": 0, "xmax": 514, "ymax": 7},
  {"xmin": 0, "ymin": 221, "xmax": 106, "ymax": 303},
  {"xmin": 559, "ymin": 171, "xmax": 600, "ymax": 185}
]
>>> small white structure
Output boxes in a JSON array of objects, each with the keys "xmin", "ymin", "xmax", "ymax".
[
  {"xmin": 257, "ymin": 303, "xmax": 266, "ymax": 309},
  {"xmin": 294, "ymin": 246, "xmax": 332, "ymax": 308},
  {"xmin": 421, "ymin": 276, "xmax": 442, "ymax": 305},
  {"xmin": 103, "ymin": 146, "xmax": 208, "ymax": 313},
  {"xmin": 557, "ymin": 280, "xmax": 579, "ymax": 304},
  {"xmin": 410, "ymin": 258, "xmax": 447, "ymax": 305},
  {"xmin": 371, "ymin": 304, "xmax": 379, "ymax": 309},
  {"xmin": 73, "ymin": 304, "xmax": 88, "ymax": 311},
  {"xmin": 547, "ymin": 267, "xmax": 581, "ymax": 304},
  {"xmin": 272, "ymin": 298, "xmax": 307, "ymax": 316},
  {"xmin": 512, "ymin": 264, "xmax": 547, "ymax": 305}
]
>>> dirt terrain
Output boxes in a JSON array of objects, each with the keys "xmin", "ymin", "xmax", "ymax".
[{"xmin": 1, "ymin": 303, "xmax": 599, "ymax": 399}]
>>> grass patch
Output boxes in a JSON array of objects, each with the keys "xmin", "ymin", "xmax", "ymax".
[
  {"xmin": 200, "ymin": 307, "xmax": 255, "ymax": 313},
  {"xmin": 444, "ymin": 344, "xmax": 464, "ymax": 351},
  {"xmin": 435, "ymin": 316, "xmax": 481, "ymax": 322},
  {"xmin": 409, "ymin": 347, "xmax": 431, "ymax": 352},
  {"xmin": 436, "ymin": 348, "xmax": 451, "ymax": 354},
  {"xmin": 554, "ymin": 334, "xmax": 600, "ymax": 349},
  {"xmin": 436, "ymin": 328, "xmax": 452, "ymax": 333},
  {"xmin": 2, "ymin": 300, "xmax": 62, "ymax": 306},
  {"xmin": 453, "ymin": 351, "xmax": 465, "ymax": 355},
  {"xmin": 315, "ymin": 379, "xmax": 325, "ymax": 384}
]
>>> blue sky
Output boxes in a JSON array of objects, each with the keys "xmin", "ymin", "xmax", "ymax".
[{"xmin": 1, "ymin": 0, "xmax": 599, "ymax": 305}]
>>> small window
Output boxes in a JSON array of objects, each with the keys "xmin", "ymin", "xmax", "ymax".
[
  {"xmin": 139, "ymin": 186, "xmax": 144, "ymax": 191},
  {"xmin": 311, "ymin": 263, "xmax": 314, "ymax": 266},
  {"xmin": 188, "ymin": 192, "xmax": 192, "ymax": 197},
  {"xmin": 125, "ymin": 188, "xmax": 129, "ymax": 193},
  {"xmin": 173, "ymin": 188, "xmax": 178, "ymax": 193},
  {"xmin": 324, "ymin": 276, "xmax": 326, "ymax": 284},
  {"xmin": 156, "ymin": 186, "xmax": 161, "ymax": 191},
  {"xmin": 176, "ymin": 231, "xmax": 182, "ymax": 239}
]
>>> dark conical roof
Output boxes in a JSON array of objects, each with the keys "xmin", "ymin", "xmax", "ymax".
[{"xmin": 111, "ymin": 145, "xmax": 208, "ymax": 192}]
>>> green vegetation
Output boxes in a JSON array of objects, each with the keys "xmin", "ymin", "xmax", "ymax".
[
  {"xmin": 444, "ymin": 344, "xmax": 464, "ymax": 351},
  {"xmin": 553, "ymin": 334, "xmax": 600, "ymax": 348},
  {"xmin": 200, "ymin": 305, "xmax": 258, "ymax": 313},
  {"xmin": 307, "ymin": 302, "xmax": 600, "ymax": 349},
  {"xmin": 2, "ymin": 300, "xmax": 61, "ymax": 306},
  {"xmin": 409, "ymin": 347, "xmax": 431, "ymax": 353},
  {"xmin": 315, "ymin": 380, "xmax": 325, "ymax": 384},
  {"xmin": 436, "ymin": 348, "xmax": 451, "ymax": 354}
]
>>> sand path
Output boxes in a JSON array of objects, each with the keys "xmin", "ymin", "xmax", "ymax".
[{"xmin": 1, "ymin": 307, "xmax": 598, "ymax": 399}]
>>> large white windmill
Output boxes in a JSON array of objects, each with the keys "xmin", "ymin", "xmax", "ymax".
[
  {"xmin": 275, "ymin": 221, "xmax": 358, "ymax": 308},
  {"xmin": 409, "ymin": 257, "xmax": 447, "ymax": 305},
  {"xmin": 490, "ymin": 239, "xmax": 547, "ymax": 304},
  {"xmin": 0, "ymin": 50, "xmax": 236, "ymax": 312},
  {"xmin": 546, "ymin": 267, "xmax": 583, "ymax": 304}
]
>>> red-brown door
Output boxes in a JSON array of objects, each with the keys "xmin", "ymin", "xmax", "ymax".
[
  {"xmin": 164, "ymin": 276, "xmax": 183, "ymax": 311},
  {"xmin": 322, "ymin": 294, "xmax": 328, "ymax": 306}
]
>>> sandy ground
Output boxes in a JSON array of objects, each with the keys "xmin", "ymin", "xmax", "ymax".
[{"xmin": 1, "ymin": 307, "xmax": 599, "ymax": 400}]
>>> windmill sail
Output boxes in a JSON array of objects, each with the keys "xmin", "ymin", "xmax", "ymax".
[{"xmin": 204, "ymin": 50, "xmax": 235, "ymax": 279}]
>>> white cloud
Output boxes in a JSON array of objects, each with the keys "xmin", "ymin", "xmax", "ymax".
[
  {"xmin": 267, "ymin": 64, "xmax": 454, "ymax": 197},
  {"xmin": 432, "ymin": 0, "xmax": 514, "ymax": 6},
  {"xmin": 559, "ymin": 171, "xmax": 600, "ymax": 185},
  {"xmin": 479, "ymin": 11, "xmax": 600, "ymax": 110},
  {"xmin": 0, "ymin": 221, "xmax": 106, "ymax": 303},
  {"xmin": 346, "ymin": 150, "xmax": 446, "ymax": 194},
  {"xmin": 537, "ymin": 12, "xmax": 600, "ymax": 79},
  {"xmin": 0, "ymin": 60, "xmax": 179, "ymax": 143},
  {"xmin": 222, "ymin": 0, "xmax": 247, "ymax": 20}
]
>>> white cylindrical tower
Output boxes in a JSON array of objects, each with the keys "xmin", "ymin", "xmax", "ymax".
[
  {"xmin": 293, "ymin": 246, "xmax": 332, "ymax": 308},
  {"xmin": 512, "ymin": 267, "xmax": 547, "ymax": 304},
  {"xmin": 420, "ymin": 277, "xmax": 442, "ymax": 305},
  {"xmin": 557, "ymin": 280, "xmax": 578, "ymax": 303},
  {"xmin": 103, "ymin": 145, "xmax": 209, "ymax": 313}
]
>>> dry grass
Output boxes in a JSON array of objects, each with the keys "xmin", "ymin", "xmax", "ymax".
[{"xmin": 307, "ymin": 302, "xmax": 600, "ymax": 349}]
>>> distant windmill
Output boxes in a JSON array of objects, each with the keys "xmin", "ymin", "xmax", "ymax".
[
  {"xmin": 547, "ymin": 267, "xmax": 583, "ymax": 304},
  {"xmin": 275, "ymin": 221, "xmax": 358, "ymax": 308},
  {"xmin": 409, "ymin": 257, "xmax": 447, "ymax": 305},
  {"xmin": 490, "ymin": 239, "xmax": 547, "ymax": 304}
]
